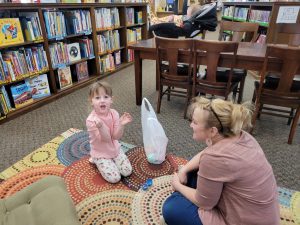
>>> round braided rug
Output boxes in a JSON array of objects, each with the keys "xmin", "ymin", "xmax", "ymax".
[
  {"xmin": 57, "ymin": 131, "xmax": 91, "ymax": 166},
  {"xmin": 57, "ymin": 131, "xmax": 135, "ymax": 166},
  {"xmin": 76, "ymin": 189, "xmax": 135, "ymax": 225},
  {"xmin": 122, "ymin": 147, "xmax": 175, "ymax": 191},
  {"xmin": 62, "ymin": 157, "xmax": 129, "ymax": 204},
  {"xmin": 0, "ymin": 165, "xmax": 65, "ymax": 198},
  {"xmin": 0, "ymin": 136, "xmax": 63, "ymax": 179},
  {"xmin": 132, "ymin": 175, "xmax": 173, "ymax": 225},
  {"xmin": 278, "ymin": 187, "xmax": 300, "ymax": 225}
]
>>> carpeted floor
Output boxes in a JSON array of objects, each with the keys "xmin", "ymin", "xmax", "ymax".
[
  {"xmin": 0, "ymin": 129, "xmax": 299, "ymax": 225},
  {"xmin": 0, "ymin": 29, "xmax": 299, "ymax": 190}
]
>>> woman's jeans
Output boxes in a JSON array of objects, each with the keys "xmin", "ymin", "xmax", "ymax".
[{"xmin": 162, "ymin": 170, "xmax": 203, "ymax": 225}]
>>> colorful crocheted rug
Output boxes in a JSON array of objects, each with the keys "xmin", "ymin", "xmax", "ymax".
[{"xmin": 0, "ymin": 129, "xmax": 299, "ymax": 225}]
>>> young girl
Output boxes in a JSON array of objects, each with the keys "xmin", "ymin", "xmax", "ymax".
[{"xmin": 86, "ymin": 81, "xmax": 133, "ymax": 183}]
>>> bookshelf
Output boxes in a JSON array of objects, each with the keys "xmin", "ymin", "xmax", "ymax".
[
  {"xmin": 222, "ymin": 2, "xmax": 300, "ymax": 44},
  {"xmin": 0, "ymin": 2, "xmax": 148, "ymax": 123}
]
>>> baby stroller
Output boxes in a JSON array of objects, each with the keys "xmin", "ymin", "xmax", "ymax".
[{"xmin": 149, "ymin": 2, "xmax": 218, "ymax": 38}]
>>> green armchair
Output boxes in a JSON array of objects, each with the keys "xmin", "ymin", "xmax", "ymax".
[{"xmin": 0, "ymin": 176, "xmax": 81, "ymax": 225}]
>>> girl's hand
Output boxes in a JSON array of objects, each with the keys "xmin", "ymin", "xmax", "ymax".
[
  {"xmin": 120, "ymin": 112, "xmax": 132, "ymax": 126},
  {"xmin": 171, "ymin": 173, "xmax": 182, "ymax": 192},
  {"xmin": 94, "ymin": 118, "xmax": 103, "ymax": 129},
  {"xmin": 178, "ymin": 167, "xmax": 188, "ymax": 185}
]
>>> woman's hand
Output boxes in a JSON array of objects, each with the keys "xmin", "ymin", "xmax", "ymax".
[
  {"xmin": 171, "ymin": 173, "xmax": 182, "ymax": 192},
  {"xmin": 178, "ymin": 167, "xmax": 188, "ymax": 185},
  {"xmin": 120, "ymin": 112, "xmax": 132, "ymax": 126}
]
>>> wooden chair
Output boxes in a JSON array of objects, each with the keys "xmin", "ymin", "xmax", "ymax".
[
  {"xmin": 252, "ymin": 45, "xmax": 300, "ymax": 144},
  {"xmin": 258, "ymin": 23, "xmax": 300, "ymax": 125},
  {"xmin": 193, "ymin": 40, "xmax": 239, "ymax": 102},
  {"xmin": 274, "ymin": 23, "xmax": 300, "ymax": 46},
  {"xmin": 219, "ymin": 21, "xmax": 259, "ymax": 42},
  {"xmin": 155, "ymin": 36, "xmax": 194, "ymax": 118},
  {"xmin": 215, "ymin": 21, "xmax": 259, "ymax": 103}
]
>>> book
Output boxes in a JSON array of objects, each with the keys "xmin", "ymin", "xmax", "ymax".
[
  {"xmin": 135, "ymin": 11, "xmax": 143, "ymax": 24},
  {"xmin": 67, "ymin": 43, "xmax": 81, "ymax": 62},
  {"xmin": 10, "ymin": 82, "xmax": 34, "ymax": 108},
  {"xmin": 126, "ymin": 8, "xmax": 135, "ymax": 25},
  {"xmin": 256, "ymin": 34, "xmax": 266, "ymax": 44},
  {"xmin": 75, "ymin": 61, "xmax": 89, "ymax": 81},
  {"xmin": 0, "ymin": 95, "xmax": 7, "ymax": 117},
  {"xmin": 0, "ymin": 18, "xmax": 24, "ymax": 47},
  {"xmin": 25, "ymin": 74, "xmax": 51, "ymax": 99},
  {"xmin": 0, "ymin": 86, "xmax": 12, "ymax": 111},
  {"xmin": 57, "ymin": 66, "xmax": 72, "ymax": 89},
  {"xmin": 114, "ymin": 50, "xmax": 121, "ymax": 66},
  {"xmin": 127, "ymin": 49, "xmax": 134, "ymax": 62}
]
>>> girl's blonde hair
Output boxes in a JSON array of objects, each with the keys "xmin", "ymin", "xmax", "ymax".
[
  {"xmin": 188, "ymin": 97, "xmax": 253, "ymax": 137},
  {"xmin": 88, "ymin": 81, "xmax": 112, "ymax": 100}
]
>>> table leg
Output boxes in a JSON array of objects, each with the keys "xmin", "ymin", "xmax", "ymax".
[
  {"xmin": 134, "ymin": 51, "xmax": 142, "ymax": 105},
  {"xmin": 156, "ymin": 61, "xmax": 159, "ymax": 90}
]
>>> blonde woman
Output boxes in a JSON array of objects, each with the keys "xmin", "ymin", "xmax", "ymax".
[{"xmin": 162, "ymin": 97, "xmax": 280, "ymax": 225}]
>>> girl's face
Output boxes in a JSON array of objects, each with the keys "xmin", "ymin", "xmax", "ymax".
[
  {"xmin": 190, "ymin": 107, "xmax": 212, "ymax": 142},
  {"xmin": 91, "ymin": 87, "xmax": 113, "ymax": 115}
]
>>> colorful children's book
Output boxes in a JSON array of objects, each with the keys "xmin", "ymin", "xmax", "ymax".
[
  {"xmin": 25, "ymin": 74, "xmax": 51, "ymax": 99},
  {"xmin": 0, "ymin": 18, "xmax": 24, "ymax": 47},
  {"xmin": 67, "ymin": 43, "xmax": 81, "ymax": 62},
  {"xmin": 10, "ymin": 82, "xmax": 33, "ymax": 108},
  {"xmin": 57, "ymin": 66, "xmax": 72, "ymax": 89},
  {"xmin": 75, "ymin": 61, "xmax": 89, "ymax": 81}
]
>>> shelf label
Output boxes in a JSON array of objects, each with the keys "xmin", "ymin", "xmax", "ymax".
[
  {"xmin": 57, "ymin": 64, "xmax": 66, "ymax": 69},
  {"xmin": 56, "ymin": 36, "xmax": 64, "ymax": 41},
  {"xmin": 276, "ymin": 6, "xmax": 300, "ymax": 23}
]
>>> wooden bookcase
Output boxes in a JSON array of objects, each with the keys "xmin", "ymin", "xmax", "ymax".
[
  {"xmin": 0, "ymin": 2, "xmax": 148, "ymax": 123},
  {"xmin": 222, "ymin": 2, "xmax": 300, "ymax": 44}
]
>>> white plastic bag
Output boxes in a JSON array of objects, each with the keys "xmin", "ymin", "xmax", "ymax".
[{"xmin": 141, "ymin": 98, "xmax": 168, "ymax": 164}]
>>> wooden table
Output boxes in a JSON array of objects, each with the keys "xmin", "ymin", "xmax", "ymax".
[{"xmin": 129, "ymin": 38, "xmax": 282, "ymax": 106}]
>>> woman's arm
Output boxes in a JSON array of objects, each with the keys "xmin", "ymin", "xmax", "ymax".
[
  {"xmin": 181, "ymin": 151, "xmax": 204, "ymax": 173},
  {"xmin": 172, "ymin": 173, "xmax": 223, "ymax": 210}
]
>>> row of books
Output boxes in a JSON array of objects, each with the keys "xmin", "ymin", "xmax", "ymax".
[
  {"xmin": 127, "ymin": 49, "xmax": 134, "ymax": 62},
  {"xmin": 97, "ymin": 30, "xmax": 120, "ymax": 54},
  {"xmin": 19, "ymin": 12, "xmax": 43, "ymax": 41},
  {"xmin": 1, "ymin": 62, "xmax": 89, "ymax": 112},
  {"xmin": 0, "ymin": 46, "xmax": 48, "ymax": 84},
  {"xmin": 43, "ymin": 10, "xmax": 92, "ymax": 39},
  {"xmin": 126, "ymin": 8, "xmax": 143, "ymax": 25},
  {"xmin": 0, "ymin": 73, "xmax": 51, "ymax": 113},
  {"xmin": 49, "ymin": 39, "xmax": 94, "ymax": 68},
  {"xmin": 99, "ymin": 51, "xmax": 121, "ymax": 74},
  {"xmin": 0, "ymin": 86, "xmax": 13, "ymax": 117},
  {"xmin": 4, "ymin": 0, "xmax": 145, "ymax": 3},
  {"xmin": 249, "ymin": 10, "xmax": 270, "ymax": 23},
  {"xmin": 222, "ymin": 6, "xmax": 234, "ymax": 17},
  {"xmin": 127, "ymin": 28, "xmax": 142, "ymax": 44},
  {"xmin": 234, "ymin": 7, "xmax": 248, "ymax": 20},
  {"xmin": 95, "ymin": 8, "xmax": 120, "ymax": 30},
  {"xmin": 64, "ymin": 10, "xmax": 92, "ymax": 35},
  {"xmin": 56, "ymin": 62, "xmax": 89, "ymax": 89}
]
